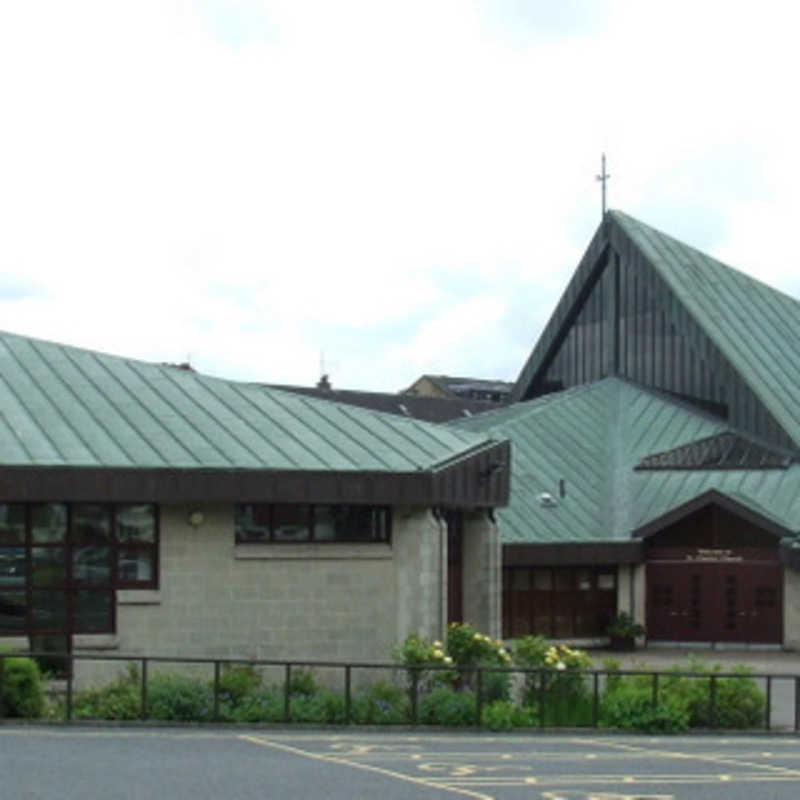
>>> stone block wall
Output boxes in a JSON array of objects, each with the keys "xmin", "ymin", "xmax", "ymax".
[{"xmin": 72, "ymin": 504, "xmax": 454, "ymax": 681}]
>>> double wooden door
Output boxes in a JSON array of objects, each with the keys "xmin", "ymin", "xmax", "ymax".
[{"xmin": 647, "ymin": 561, "xmax": 782, "ymax": 644}]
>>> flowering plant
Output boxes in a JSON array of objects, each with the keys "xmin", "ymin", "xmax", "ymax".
[
  {"xmin": 543, "ymin": 644, "xmax": 592, "ymax": 672},
  {"xmin": 394, "ymin": 624, "xmax": 512, "ymax": 701},
  {"xmin": 514, "ymin": 636, "xmax": 592, "ymax": 708}
]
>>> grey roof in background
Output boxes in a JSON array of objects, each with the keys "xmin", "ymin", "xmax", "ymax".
[
  {"xmin": 265, "ymin": 383, "xmax": 497, "ymax": 423},
  {"xmin": 406, "ymin": 374, "xmax": 513, "ymax": 398},
  {"xmin": 0, "ymin": 329, "xmax": 502, "ymax": 474},
  {"xmin": 452, "ymin": 378, "xmax": 800, "ymax": 544}
]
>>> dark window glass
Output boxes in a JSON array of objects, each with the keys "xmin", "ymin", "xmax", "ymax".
[
  {"xmin": 32, "ymin": 547, "xmax": 67, "ymax": 587},
  {"xmin": 273, "ymin": 505, "xmax": 311, "ymax": 542},
  {"xmin": 0, "ymin": 505, "xmax": 26, "ymax": 544},
  {"xmin": 116, "ymin": 505, "xmax": 155, "ymax": 543},
  {"xmin": 0, "ymin": 503, "xmax": 156, "ymax": 638},
  {"xmin": 118, "ymin": 548, "xmax": 154, "ymax": 582},
  {"xmin": 0, "ymin": 591, "xmax": 26, "ymax": 632},
  {"xmin": 0, "ymin": 546, "xmax": 26, "ymax": 586},
  {"xmin": 235, "ymin": 505, "xmax": 270, "ymax": 543},
  {"xmin": 315, "ymin": 506, "xmax": 390, "ymax": 542},
  {"xmin": 74, "ymin": 591, "xmax": 113, "ymax": 633},
  {"xmin": 72, "ymin": 505, "xmax": 111, "ymax": 544},
  {"xmin": 236, "ymin": 504, "xmax": 391, "ymax": 544},
  {"xmin": 30, "ymin": 590, "xmax": 68, "ymax": 631},
  {"xmin": 72, "ymin": 547, "xmax": 111, "ymax": 585},
  {"xmin": 31, "ymin": 504, "xmax": 67, "ymax": 544}
]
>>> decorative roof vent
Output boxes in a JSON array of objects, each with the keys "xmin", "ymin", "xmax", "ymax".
[{"xmin": 538, "ymin": 492, "xmax": 558, "ymax": 508}]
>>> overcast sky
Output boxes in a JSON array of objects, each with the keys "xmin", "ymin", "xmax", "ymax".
[{"xmin": 1, "ymin": 1, "xmax": 799, "ymax": 392}]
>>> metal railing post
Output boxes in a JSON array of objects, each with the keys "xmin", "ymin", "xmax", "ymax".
[
  {"xmin": 765, "ymin": 675, "xmax": 772, "ymax": 731},
  {"xmin": 538, "ymin": 670, "xmax": 545, "ymax": 728},
  {"xmin": 795, "ymin": 677, "xmax": 800, "ymax": 733},
  {"xmin": 213, "ymin": 661, "xmax": 221, "ymax": 722},
  {"xmin": 0, "ymin": 656, "xmax": 5, "ymax": 719},
  {"xmin": 284, "ymin": 664, "xmax": 291, "ymax": 722},
  {"xmin": 65, "ymin": 654, "xmax": 74, "ymax": 722},
  {"xmin": 410, "ymin": 667, "xmax": 420, "ymax": 725},
  {"xmin": 709, "ymin": 674, "xmax": 717, "ymax": 729},
  {"xmin": 344, "ymin": 665, "xmax": 352, "ymax": 725},
  {"xmin": 475, "ymin": 667, "xmax": 483, "ymax": 727},
  {"xmin": 140, "ymin": 658, "xmax": 148, "ymax": 720}
]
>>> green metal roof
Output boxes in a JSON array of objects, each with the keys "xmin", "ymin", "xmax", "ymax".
[
  {"xmin": 452, "ymin": 378, "xmax": 800, "ymax": 544},
  {"xmin": 0, "ymin": 329, "xmax": 499, "ymax": 474},
  {"xmin": 609, "ymin": 210, "xmax": 800, "ymax": 447},
  {"xmin": 512, "ymin": 211, "xmax": 800, "ymax": 450}
]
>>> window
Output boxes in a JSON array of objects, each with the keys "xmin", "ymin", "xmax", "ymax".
[
  {"xmin": 502, "ymin": 566, "xmax": 617, "ymax": 639},
  {"xmin": 235, "ymin": 504, "xmax": 390, "ymax": 544},
  {"xmin": 0, "ymin": 503, "xmax": 158, "ymax": 637}
]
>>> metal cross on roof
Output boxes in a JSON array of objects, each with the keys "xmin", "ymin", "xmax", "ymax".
[{"xmin": 596, "ymin": 153, "xmax": 610, "ymax": 218}]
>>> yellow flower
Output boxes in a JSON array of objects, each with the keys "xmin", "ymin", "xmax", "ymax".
[{"xmin": 443, "ymin": 656, "xmax": 453, "ymax": 665}]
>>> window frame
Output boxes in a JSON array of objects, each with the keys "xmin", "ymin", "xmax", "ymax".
[
  {"xmin": 235, "ymin": 503, "xmax": 392, "ymax": 545},
  {"xmin": 0, "ymin": 502, "xmax": 159, "ymax": 638}
]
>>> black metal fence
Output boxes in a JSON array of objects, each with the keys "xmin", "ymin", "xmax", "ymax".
[{"xmin": 2, "ymin": 651, "xmax": 799, "ymax": 731}]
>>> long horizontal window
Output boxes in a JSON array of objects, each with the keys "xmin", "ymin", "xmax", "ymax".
[
  {"xmin": 0, "ymin": 503, "xmax": 157, "ymax": 637},
  {"xmin": 235, "ymin": 504, "xmax": 390, "ymax": 544}
]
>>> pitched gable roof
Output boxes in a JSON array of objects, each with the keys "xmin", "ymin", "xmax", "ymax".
[
  {"xmin": 452, "ymin": 377, "xmax": 800, "ymax": 546},
  {"xmin": 512, "ymin": 210, "xmax": 800, "ymax": 449},
  {"xmin": 609, "ymin": 211, "xmax": 800, "ymax": 446},
  {"xmin": 0, "ymin": 330, "xmax": 509, "ymax": 506}
]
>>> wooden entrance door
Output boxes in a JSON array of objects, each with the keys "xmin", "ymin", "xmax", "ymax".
[{"xmin": 647, "ymin": 561, "xmax": 782, "ymax": 644}]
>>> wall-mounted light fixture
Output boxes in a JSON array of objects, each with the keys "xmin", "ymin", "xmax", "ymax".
[{"xmin": 187, "ymin": 509, "xmax": 204, "ymax": 528}]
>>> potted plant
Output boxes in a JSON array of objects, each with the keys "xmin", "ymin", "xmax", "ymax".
[{"xmin": 606, "ymin": 613, "xmax": 646, "ymax": 651}]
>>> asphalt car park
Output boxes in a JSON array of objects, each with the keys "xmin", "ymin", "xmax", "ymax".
[{"xmin": 3, "ymin": 727, "xmax": 800, "ymax": 799}]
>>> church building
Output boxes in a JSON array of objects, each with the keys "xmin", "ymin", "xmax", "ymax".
[{"xmin": 453, "ymin": 210, "xmax": 800, "ymax": 648}]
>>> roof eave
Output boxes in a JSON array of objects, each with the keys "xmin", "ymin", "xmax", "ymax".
[{"xmin": 0, "ymin": 443, "xmax": 510, "ymax": 508}]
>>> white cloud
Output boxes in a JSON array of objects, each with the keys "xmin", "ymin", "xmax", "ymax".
[{"xmin": 1, "ymin": 0, "xmax": 799, "ymax": 393}]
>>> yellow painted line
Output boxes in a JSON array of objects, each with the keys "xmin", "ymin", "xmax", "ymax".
[
  {"xmin": 238, "ymin": 734, "xmax": 496, "ymax": 800},
  {"xmin": 574, "ymin": 737, "xmax": 800, "ymax": 781},
  {"xmin": 432, "ymin": 774, "xmax": 800, "ymax": 787}
]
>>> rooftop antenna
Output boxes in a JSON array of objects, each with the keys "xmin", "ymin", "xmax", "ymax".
[
  {"xmin": 596, "ymin": 153, "xmax": 610, "ymax": 219},
  {"xmin": 316, "ymin": 350, "xmax": 331, "ymax": 391}
]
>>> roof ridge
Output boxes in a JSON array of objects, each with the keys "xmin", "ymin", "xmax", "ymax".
[
  {"xmin": 609, "ymin": 209, "xmax": 800, "ymax": 310},
  {"xmin": 608, "ymin": 210, "xmax": 800, "ymax": 447}
]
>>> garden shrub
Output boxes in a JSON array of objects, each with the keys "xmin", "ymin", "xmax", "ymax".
[
  {"xmin": 231, "ymin": 689, "xmax": 284, "ymax": 723},
  {"xmin": 73, "ymin": 666, "xmax": 141, "ymax": 721},
  {"xmin": 218, "ymin": 664, "xmax": 261, "ymax": 708},
  {"xmin": 394, "ymin": 634, "xmax": 454, "ymax": 696},
  {"xmin": 514, "ymin": 638, "xmax": 593, "ymax": 724},
  {"xmin": 287, "ymin": 668, "xmax": 320, "ymax": 698},
  {"xmin": 481, "ymin": 700, "xmax": 537, "ymax": 731},
  {"xmin": 290, "ymin": 690, "xmax": 346, "ymax": 723},
  {"xmin": 0, "ymin": 655, "xmax": 45, "ymax": 718},
  {"xmin": 661, "ymin": 662, "xmax": 766, "ymax": 729},
  {"xmin": 419, "ymin": 687, "xmax": 476, "ymax": 726},
  {"xmin": 446, "ymin": 623, "xmax": 512, "ymax": 702},
  {"xmin": 146, "ymin": 674, "xmax": 214, "ymax": 722},
  {"xmin": 600, "ymin": 681, "xmax": 689, "ymax": 733},
  {"xmin": 352, "ymin": 680, "xmax": 409, "ymax": 724}
]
